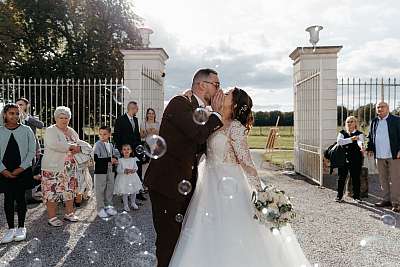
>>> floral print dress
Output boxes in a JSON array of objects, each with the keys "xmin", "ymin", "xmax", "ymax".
[{"xmin": 41, "ymin": 135, "xmax": 78, "ymax": 203}]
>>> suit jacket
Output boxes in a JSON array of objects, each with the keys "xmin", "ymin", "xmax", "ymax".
[
  {"xmin": 367, "ymin": 114, "xmax": 400, "ymax": 159},
  {"xmin": 144, "ymin": 95, "xmax": 223, "ymax": 202},
  {"xmin": 24, "ymin": 115, "xmax": 44, "ymax": 134},
  {"xmin": 113, "ymin": 113, "xmax": 141, "ymax": 152}
]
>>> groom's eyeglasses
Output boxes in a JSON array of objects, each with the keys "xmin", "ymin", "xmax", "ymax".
[{"xmin": 202, "ymin": 81, "xmax": 220, "ymax": 89}]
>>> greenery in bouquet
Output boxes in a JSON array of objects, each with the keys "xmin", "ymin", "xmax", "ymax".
[{"xmin": 252, "ymin": 185, "xmax": 296, "ymax": 231}]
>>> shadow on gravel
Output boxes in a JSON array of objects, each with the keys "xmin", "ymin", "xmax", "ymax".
[
  {"xmin": 0, "ymin": 193, "xmax": 156, "ymax": 267},
  {"xmin": 61, "ymin": 195, "xmax": 156, "ymax": 267},
  {"xmin": 1, "ymin": 207, "xmax": 71, "ymax": 267},
  {"xmin": 281, "ymin": 171, "xmax": 400, "ymax": 229}
]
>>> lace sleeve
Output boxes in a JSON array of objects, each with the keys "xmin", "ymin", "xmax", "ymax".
[{"xmin": 230, "ymin": 121, "xmax": 262, "ymax": 191}]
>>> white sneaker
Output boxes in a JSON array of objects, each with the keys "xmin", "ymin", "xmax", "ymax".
[
  {"xmin": 131, "ymin": 203, "xmax": 139, "ymax": 210},
  {"xmin": 97, "ymin": 209, "xmax": 109, "ymax": 219},
  {"xmin": 105, "ymin": 206, "xmax": 117, "ymax": 216},
  {"xmin": 1, "ymin": 229, "xmax": 16, "ymax": 244},
  {"xmin": 123, "ymin": 205, "xmax": 130, "ymax": 212},
  {"xmin": 14, "ymin": 228, "xmax": 26, "ymax": 242}
]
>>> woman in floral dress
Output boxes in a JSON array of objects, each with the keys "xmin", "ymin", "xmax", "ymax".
[{"xmin": 41, "ymin": 106, "xmax": 80, "ymax": 227}]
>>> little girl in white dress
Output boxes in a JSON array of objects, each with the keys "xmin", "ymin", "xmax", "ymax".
[{"xmin": 114, "ymin": 144, "xmax": 143, "ymax": 211}]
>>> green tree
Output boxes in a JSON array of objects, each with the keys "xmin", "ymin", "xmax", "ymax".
[
  {"xmin": 0, "ymin": 0, "xmax": 143, "ymax": 139},
  {"xmin": 0, "ymin": 0, "xmax": 142, "ymax": 79}
]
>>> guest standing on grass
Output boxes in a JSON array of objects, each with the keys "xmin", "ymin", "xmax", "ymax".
[
  {"xmin": 0, "ymin": 103, "xmax": 36, "ymax": 243},
  {"xmin": 93, "ymin": 126, "xmax": 120, "ymax": 219},
  {"xmin": 335, "ymin": 116, "xmax": 364, "ymax": 203},
  {"xmin": 41, "ymin": 106, "xmax": 80, "ymax": 227},
  {"xmin": 367, "ymin": 102, "xmax": 400, "ymax": 212}
]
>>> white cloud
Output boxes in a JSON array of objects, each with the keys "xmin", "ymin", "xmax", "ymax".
[
  {"xmin": 134, "ymin": 0, "xmax": 400, "ymax": 111},
  {"xmin": 339, "ymin": 38, "xmax": 400, "ymax": 78}
]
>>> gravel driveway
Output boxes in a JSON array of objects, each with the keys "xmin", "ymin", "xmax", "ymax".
[{"xmin": 0, "ymin": 150, "xmax": 398, "ymax": 266}]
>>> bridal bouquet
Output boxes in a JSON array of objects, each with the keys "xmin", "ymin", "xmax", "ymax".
[{"xmin": 252, "ymin": 185, "xmax": 296, "ymax": 231}]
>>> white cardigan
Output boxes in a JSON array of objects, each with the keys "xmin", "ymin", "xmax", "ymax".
[{"xmin": 41, "ymin": 125, "xmax": 79, "ymax": 172}]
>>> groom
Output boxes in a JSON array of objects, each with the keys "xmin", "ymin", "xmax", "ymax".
[{"xmin": 145, "ymin": 68, "xmax": 224, "ymax": 267}]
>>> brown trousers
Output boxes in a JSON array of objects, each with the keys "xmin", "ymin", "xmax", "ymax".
[{"xmin": 377, "ymin": 158, "xmax": 400, "ymax": 205}]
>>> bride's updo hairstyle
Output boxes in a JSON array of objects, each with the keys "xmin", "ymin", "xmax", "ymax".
[{"xmin": 232, "ymin": 87, "xmax": 254, "ymax": 133}]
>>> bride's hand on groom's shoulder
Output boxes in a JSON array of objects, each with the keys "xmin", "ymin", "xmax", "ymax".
[{"xmin": 180, "ymin": 89, "xmax": 193, "ymax": 101}]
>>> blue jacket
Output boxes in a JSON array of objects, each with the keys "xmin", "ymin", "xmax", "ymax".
[
  {"xmin": 367, "ymin": 114, "xmax": 400, "ymax": 159},
  {"xmin": 0, "ymin": 124, "xmax": 36, "ymax": 172}
]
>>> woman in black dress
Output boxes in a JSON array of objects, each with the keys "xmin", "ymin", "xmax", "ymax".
[
  {"xmin": 336, "ymin": 116, "xmax": 365, "ymax": 202},
  {"xmin": 0, "ymin": 103, "xmax": 36, "ymax": 243}
]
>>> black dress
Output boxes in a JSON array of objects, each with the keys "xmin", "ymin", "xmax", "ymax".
[{"xmin": 0, "ymin": 131, "xmax": 34, "ymax": 193}]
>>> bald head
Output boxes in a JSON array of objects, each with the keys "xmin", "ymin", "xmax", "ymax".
[{"xmin": 376, "ymin": 101, "xmax": 389, "ymax": 118}]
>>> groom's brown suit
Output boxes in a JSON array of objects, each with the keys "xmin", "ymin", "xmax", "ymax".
[{"xmin": 145, "ymin": 95, "xmax": 223, "ymax": 267}]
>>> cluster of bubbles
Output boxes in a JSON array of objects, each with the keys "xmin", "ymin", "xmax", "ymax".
[
  {"xmin": 26, "ymin": 238, "xmax": 42, "ymax": 267},
  {"xmin": 109, "ymin": 212, "xmax": 157, "ymax": 266},
  {"xmin": 174, "ymin": 176, "xmax": 239, "ymax": 224},
  {"xmin": 135, "ymin": 135, "xmax": 167, "ymax": 160},
  {"xmin": 85, "ymin": 240, "xmax": 100, "ymax": 264}
]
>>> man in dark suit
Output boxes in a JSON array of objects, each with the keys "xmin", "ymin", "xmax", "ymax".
[
  {"xmin": 145, "ymin": 68, "xmax": 224, "ymax": 267},
  {"xmin": 114, "ymin": 101, "xmax": 147, "ymax": 201},
  {"xmin": 367, "ymin": 101, "xmax": 400, "ymax": 212}
]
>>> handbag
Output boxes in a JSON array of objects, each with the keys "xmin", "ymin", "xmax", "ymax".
[{"xmin": 364, "ymin": 156, "xmax": 378, "ymax": 175}]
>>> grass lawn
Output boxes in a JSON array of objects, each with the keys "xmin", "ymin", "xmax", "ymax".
[
  {"xmin": 248, "ymin": 126, "xmax": 294, "ymax": 167},
  {"xmin": 248, "ymin": 126, "xmax": 294, "ymax": 150}
]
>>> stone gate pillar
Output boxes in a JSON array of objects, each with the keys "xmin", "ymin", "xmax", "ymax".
[
  {"xmin": 121, "ymin": 48, "xmax": 169, "ymax": 125},
  {"xmin": 289, "ymin": 46, "xmax": 342, "ymax": 185}
]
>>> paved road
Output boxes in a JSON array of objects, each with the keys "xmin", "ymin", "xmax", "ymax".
[{"xmin": 0, "ymin": 150, "xmax": 398, "ymax": 266}]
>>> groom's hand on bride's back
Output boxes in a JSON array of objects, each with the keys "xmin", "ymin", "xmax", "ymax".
[{"xmin": 211, "ymin": 89, "xmax": 224, "ymax": 114}]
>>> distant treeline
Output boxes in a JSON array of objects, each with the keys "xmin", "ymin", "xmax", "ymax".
[
  {"xmin": 253, "ymin": 111, "xmax": 294, "ymax": 126},
  {"xmin": 338, "ymin": 103, "xmax": 400, "ymax": 127},
  {"xmin": 254, "ymin": 103, "xmax": 400, "ymax": 127}
]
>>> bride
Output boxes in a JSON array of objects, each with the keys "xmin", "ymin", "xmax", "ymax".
[{"xmin": 169, "ymin": 87, "xmax": 311, "ymax": 267}]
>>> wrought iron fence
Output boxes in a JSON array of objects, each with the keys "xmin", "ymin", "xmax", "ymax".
[
  {"xmin": 0, "ymin": 78, "xmax": 125, "ymax": 144},
  {"xmin": 337, "ymin": 78, "xmax": 400, "ymax": 128},
  {"xmin": 140, "ymin": 66, "xmax": 164, "ymax": 123}
]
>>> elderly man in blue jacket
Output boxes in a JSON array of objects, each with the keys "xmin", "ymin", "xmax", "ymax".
[{"xmin": 367, "ymin": 102, "xmax": 400, "ymax": 212}]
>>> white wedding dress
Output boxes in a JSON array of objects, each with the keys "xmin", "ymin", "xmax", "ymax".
[{"xmin": 169, "ymin": 120, "xmax": 311, "ymax": 267}]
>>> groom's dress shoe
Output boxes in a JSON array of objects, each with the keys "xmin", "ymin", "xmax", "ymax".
[{"xmin": 374, "ymin": 201, "xmax": 392, "ymax": 207}]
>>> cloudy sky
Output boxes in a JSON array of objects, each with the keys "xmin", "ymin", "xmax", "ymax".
[{"xmin": 133, "ymin": 0, "xmax": 400, "ymax": 111}]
